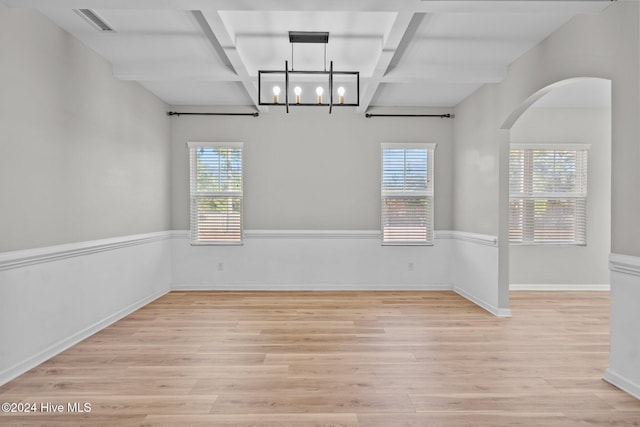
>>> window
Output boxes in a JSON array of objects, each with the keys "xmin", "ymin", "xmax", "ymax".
[
  {"xmin": 381, "ymin": 143, "xmax": 436, "ymax": 245},
  {"xmin": 188, "ymin": 142, "xmax": 243, "ymax": 245},
  {"xmin": 509, "ymin": 144, "xmax": 589, "ymax": 245}
]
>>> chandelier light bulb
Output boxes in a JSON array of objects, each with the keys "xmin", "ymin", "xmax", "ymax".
[
  {"xmin": 337, "ymin": 86, "xmax": 345, "ymax": 104},
  {"xmin": 316, "ymin": 86, "xmax": 324, "ymax": 104},
  {"xmin": 294, "ymin": 86, "xmax": 302, "ymax": 104},
  {"xmin": 272, "ymin": 86, "xmax": 280, "ymax": 103}
]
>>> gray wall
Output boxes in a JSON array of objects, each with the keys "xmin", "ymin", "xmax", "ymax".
[
  {"xmin": 170, "ymin": 107, "xmax": 454, "ymax": 232},
  {"xmin": 0, "ymin": 5, "xmax": 171, "ymax": 252},
  {"xmin": 510, "ymin": 107, "xmax": 611, "ymax": 285},
  {"xmin": 452, "ymin": 83, "xmax": 502, "ymax": 236},
  {"xmin": 453, "ymin": 1, "xmax": 639, "ymax": 257}
]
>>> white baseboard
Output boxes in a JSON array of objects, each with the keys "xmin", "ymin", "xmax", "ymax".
[
  {"xmin": 454, "ymin": 286, "xmax": 512, "ymax": 317},
  {"xmin": 510, "ymin": 284, "xmax": 610, "ymax": 291},
  {"xmin": 172, "ymin": 283, "xmax": 453, "ymax": 291},
  {"xmin": 0, "ymin": 288, "xmax": 169, "ymax": 386},
  {"xmin": 604, "ymin": 368, "xmax": 640, "ymax": 400}
]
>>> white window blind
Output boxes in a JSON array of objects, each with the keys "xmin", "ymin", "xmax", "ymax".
[
  {"xmin": 509, "ymin": 144, "xmax": 589, "ymax": 245},
  {"xmin": 188, "ymin": 142, "xmax": 243, "ymax": 245},
  {"xmin": 381, "ymin": 143, "xmax": 436, "ymax": 245}
]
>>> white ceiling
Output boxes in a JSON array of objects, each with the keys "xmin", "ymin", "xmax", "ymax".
[{"xmin": 2, "ymin": 0, "xmax": 612, "ymax": 111}]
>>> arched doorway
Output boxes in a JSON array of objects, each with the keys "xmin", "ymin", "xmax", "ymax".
[{"xmin": 503, "ymin": 77, "xmax": 612, "ymax": 292}]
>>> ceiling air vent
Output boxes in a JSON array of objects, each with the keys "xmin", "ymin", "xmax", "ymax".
[{"xmin": 74, "ymin": 9, "xmax": 114, "ymax": 32}]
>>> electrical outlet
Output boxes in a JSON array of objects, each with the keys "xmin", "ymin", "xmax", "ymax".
[
  {"xmin": 408, "ymin": 262, "xmax": 414, "ymax": 271},
  {"xmin": 217, "ymin": 262, "xmax": 224, "ymax": 271}
]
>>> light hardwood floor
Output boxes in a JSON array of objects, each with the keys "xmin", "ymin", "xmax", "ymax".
[{"xmin": 1, "ymin": 291, "xmax": 639, "ymax": 426}]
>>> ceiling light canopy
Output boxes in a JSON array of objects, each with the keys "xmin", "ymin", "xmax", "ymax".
[
  {"xmin": 258, "ymin": 31, "xmax": 359, "ymax": 113},
  {"xmin": 288, "ymin": 31, "xmax": 330, "ymax": 44}
]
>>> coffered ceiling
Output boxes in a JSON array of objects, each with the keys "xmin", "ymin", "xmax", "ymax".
[{"xmin": 2, "ymin": 0, "xmax": 612, "ymax": 111}]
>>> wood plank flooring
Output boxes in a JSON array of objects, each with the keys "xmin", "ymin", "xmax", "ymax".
[{"xmin": 1, "ymin": 291, "xmax": 639, "ymax": 426}]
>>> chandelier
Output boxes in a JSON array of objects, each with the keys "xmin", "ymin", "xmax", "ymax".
[{"xmin": 258, "ymin": 31, "xmax": 360, "ymax": 113}]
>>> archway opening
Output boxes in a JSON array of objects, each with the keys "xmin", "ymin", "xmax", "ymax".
[{"xmin": 503, "ymin": 77, "xmax": 612, "ymax": 292}]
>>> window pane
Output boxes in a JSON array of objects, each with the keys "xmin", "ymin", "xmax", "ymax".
[
  {"xmin": 509, "ymin": 147, "xmax": 587, "ymax": 245},
  {"xmin": 382, "ymin": 148, "xmax": 428, "ymax": 192},
  {"xmin": 381, "ymin": 144, "xmax": 434, "ymax": 245},
  {"xmin": 405, "ymin": 149, "xmax": 428, "ymax": 191},
  {"xmin": 382, "ymin": 196, "xmax": 431, "ymax": 243},
  {"xmin": 509, "ymin": 199, "xmax": 524, "ymax": 243},
  {"xmin": 196, "ymin": 148, "xmax": 242, "ymax": 193},
  {"xmin": 189, "ymin": 144, "xmax": 243, "ymax": 245},
  {"xmin": 532, "ymin": 199, "xmax": 586, "ymax": 244},
  {"xmin": 531, "ymin": 150, "xmax": 577, "ymax": 193},
  {"xmin": 509, "ymin": 150, "xmax": 526, "ymax": 195},
  {"xmin": 192, "ymin": 196, "xmax": 242, "ymax": 243}
]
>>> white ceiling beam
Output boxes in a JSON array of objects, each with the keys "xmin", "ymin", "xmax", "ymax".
[
  {"xmin": 189, "ymin": 10, "xmax": 235, "ymax": 72},
  {"xmin": 383, "ymin": 12, "xmax": 429, "ymax": 77},
  {"xmin": 113, "ymin": 63, "xmax": 240, "ymax": 81},
  {"xmin": 194, "ymin": 10, "xmax": 263, "ymax": 110},
  {"xmin": 356, "ymin": 11, "xmax": 416, "ymax": 113}
]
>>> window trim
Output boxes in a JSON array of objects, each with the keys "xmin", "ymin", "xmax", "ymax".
[
  {"xmin": 509, "ymin": 143, "xmax": 590, "ymax": 246},
  {"xmin": 187, "ymin": 141, "xmax": 244, "ymax": 246},
  {"xmin": 381, "ymin": 142, "xmax": 436, "ymax": 246}
]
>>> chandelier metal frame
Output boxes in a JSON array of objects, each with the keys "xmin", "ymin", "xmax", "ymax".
[{"xmin": 258, "ymin": 31, "xmax": 360, "ymax": 113}]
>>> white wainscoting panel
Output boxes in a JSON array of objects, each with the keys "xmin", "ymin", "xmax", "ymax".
[
  {"xmin": 605, "ymin": 253, "xmax": 640, "ymax": 399},
  {"xmin": 0, "ymin": 232, "xmax": 172, "ymax": 386},
  {"xmin": 450, "ymin": 232, "xmax": 510, "ymax": 317},
  {"xmin": 171, "ymin": 230, "xmax": 453, "ymax": 290}
]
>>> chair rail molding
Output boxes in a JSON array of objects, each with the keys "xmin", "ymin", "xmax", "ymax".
[{"xmin": 0, "ymin": 231, "xmax": 174, "ymax": 271}]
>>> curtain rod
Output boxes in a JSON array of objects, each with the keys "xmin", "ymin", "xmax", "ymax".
[
  {"xmin": 365, "ymin": 113, "xmax": 453, "ymax": 119},
  {"xmin": 167, "ymin": 111, "xmax": 259, "ymax": 117},
  {"xmin": 167, "ymin": 111, "xmax": 452, "ymax": 119}
]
